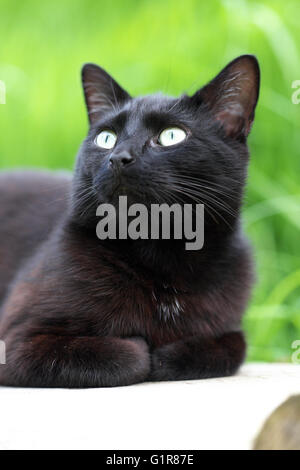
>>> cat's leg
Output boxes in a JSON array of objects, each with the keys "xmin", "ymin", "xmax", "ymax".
[
  {"xmin": 150, "ymin": 332, "xmax": 246, "ymax": 381},
  {"xmin": 0, "ymin": 335, "xmax": 150, "ymax": 388}
]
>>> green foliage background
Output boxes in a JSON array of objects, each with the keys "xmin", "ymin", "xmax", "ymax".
[{"xmin": 0, "ymin": 0, "xmax": 299, "ymax": 362}]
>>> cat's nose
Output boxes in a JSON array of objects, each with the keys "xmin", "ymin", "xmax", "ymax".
[{"xmin": 109, "ymin": 150, "xmax": 135, "ymax": 169}]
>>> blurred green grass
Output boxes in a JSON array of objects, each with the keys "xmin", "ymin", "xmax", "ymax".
[{"xmin": 0, "ymin": 0, "xmax": 299, "ymax": 362}]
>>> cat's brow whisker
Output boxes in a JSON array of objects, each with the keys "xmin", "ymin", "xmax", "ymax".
[
  {"xmin": 168, "ymin": 97, "xmax": 184, "ymax": 113},
  {"xmin": 110, "ymin": 79, "xmax": 121, "ymax": 113}
]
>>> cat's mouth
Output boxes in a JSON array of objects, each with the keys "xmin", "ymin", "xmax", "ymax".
[
  {"xmin": 110, "ymin": 175, "xmax": 128, "ymax": 196},
  {"xmin": 107, "ymin": 177, "xmax": 134, "ymax": 203},
  {"xmin": 99, "ymin": 169, "xmax": 167, "ymax": 206},
  {"xmin": 106, "ymin": 178, "xmax": 151, "ymax": 207}
]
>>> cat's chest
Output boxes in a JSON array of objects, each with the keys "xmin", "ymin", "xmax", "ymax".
[
  {"xmin": 79, "ymin": 253, "xmax": 203, "ymax": 344},
  {"xmin": 151, "ymin": 284, "xmax": 186, "ymax": 322},
  {"xmin": 89, "ymin": 274, "xmax": 197, "ymax": 345}
]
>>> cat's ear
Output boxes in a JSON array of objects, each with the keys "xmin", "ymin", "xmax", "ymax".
[
  {"xmin": 193, "ymin": 55, "xmax": 260, "ymax": 139},
  {"xmin": 81, "ymin": 63, "xmax": 131, "ymax": 125}
]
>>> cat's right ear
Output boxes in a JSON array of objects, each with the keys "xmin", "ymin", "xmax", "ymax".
[
  {"xmin": 192, "ymin": 55, "xmax": 260, "ymax": 140},
  {"xmin": 81, "ymin": 63, "xmax": 131, "ymax": 125}
]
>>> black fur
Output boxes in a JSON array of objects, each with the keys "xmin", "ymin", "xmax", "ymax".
[{"xmin": 0, "ymin": 55, "xmax": 260, "ymax": 387}]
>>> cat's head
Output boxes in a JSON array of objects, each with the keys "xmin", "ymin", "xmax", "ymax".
[{"xmin": 73, "ymin": 55, "xmax": 260, "ymax": 230}]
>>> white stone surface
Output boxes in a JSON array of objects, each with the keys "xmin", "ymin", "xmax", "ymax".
[{"xmin": 0, "ymin": 363, "xmax": 299, "ymax": 450}]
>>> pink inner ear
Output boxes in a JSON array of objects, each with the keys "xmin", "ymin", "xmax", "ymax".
[
  {"xmin": 215, "ymin": 103, "xmax": 248, "ymax": 138},
  {"xmin": 196, "ymin": 56, "xmax": 260, "ymax": 140}
]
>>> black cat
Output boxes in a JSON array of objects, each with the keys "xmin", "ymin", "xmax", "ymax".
[{"xmin": 0, "ymin": 55, "xmax": 260, "ymax": 387}]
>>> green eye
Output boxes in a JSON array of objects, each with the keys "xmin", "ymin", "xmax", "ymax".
[
  {"xmin": 95, "ymin": 130, "xmax": 117, "ymax": 149},
  {"xmin": 158, "ymin": 127, "xmax": 187, "ymax": 146}
]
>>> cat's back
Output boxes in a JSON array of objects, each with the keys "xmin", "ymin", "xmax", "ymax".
[{"xmin": 0, "ymin": 170, "xmax": 71, "ymax": 303}]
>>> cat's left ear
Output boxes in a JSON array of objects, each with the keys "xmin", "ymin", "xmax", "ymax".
[
  {"xmin": 81, "ymin": 63, "xmax": 131, "ymax": 125},
  {"xmin": 193, "ymin": 55, "xmax": 260, "ymax": 139}
]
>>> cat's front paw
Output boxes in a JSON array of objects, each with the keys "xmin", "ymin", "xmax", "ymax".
[
  {"xmin": 150, "ymin": 342, "xmax": 186, "ymax": 382},
  {"xmin": 119, "ymin": 336, "xmax": 151, "ymax": 385}
]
